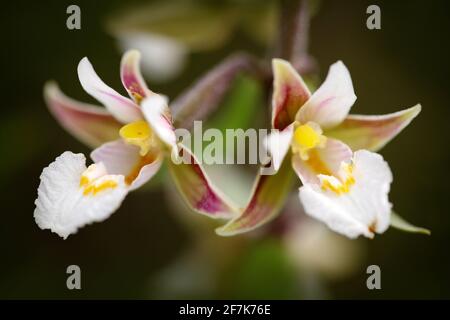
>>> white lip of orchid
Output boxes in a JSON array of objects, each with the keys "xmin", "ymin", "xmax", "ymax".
[
  {"xmin": 299, "ymin": 150, "xmax": 393, "ymax": 239},
  {"xmin": 34, "ymin": 152, "xmax": 129, "ymax": 239}
]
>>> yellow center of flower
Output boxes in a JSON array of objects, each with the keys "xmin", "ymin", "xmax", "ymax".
[
  {"xmin": 79, "ymin": 164, "xmax": 119, "ymax": 196},
  {"xmin": 82, "ymin": 179, "xmax": 118, "ymax": 196},
  {"xmin": 119, "ymin": 120, "xmax": 153, "ymax": 156},
  {"xmin": 293, "ymin": 122, "xmax": 326, "ymax": 160},
  {"xmin": 320, "ymin": 163, "xmax": 355, "ymax": 195}
]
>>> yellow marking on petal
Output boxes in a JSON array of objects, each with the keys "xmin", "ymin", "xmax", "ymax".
[
  {"xmin": 79, "ymin": 175, "xmax": 89, "ymax": 187},
  {"xmin": 292, "ymin": 122, "xmax": 326, "ymax": 160},
  {"xmin": 305, "ymin": 149, "xmax": 332, "ymax": 176},
  {"xmin": 125, "ymin": 153, "xmax": 156, "ymax": 185},
  {"xmin": 93, "ymin": 180, "xmax": 118, "ymax": 195},
  {"xmin": 119, "ymin": 120, "xmax": 153, "ymax": 156},
  {"xmin": 79, "ymin": 163, "xmax": 106, "ymax": 187},
  {"xmin": 321, "ymin": 163, "xmax": 355, "ymax": 195},
  {"xmin": 82, "ymin": 178, "xmax": 118, "ymax": 196},
  {"xmin": 131, "ymin": 91, "xmax": 143, "ymax": 104},
  {"xmin": 79, "ymin": 164, "xmax": 119, "ymax": 196},
  {"xmin": 82, "ymin": 185, "xmax": 93, "ymax": 195}
]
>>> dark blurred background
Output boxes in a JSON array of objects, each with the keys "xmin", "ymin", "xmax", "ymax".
[{"xmin": 0, "ymin": 0, "xmax": 449, "ymax": 299}]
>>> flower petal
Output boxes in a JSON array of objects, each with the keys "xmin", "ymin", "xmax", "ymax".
[
  {"xmin": 78, "ymin": 57, "xmax": 142, "ymax": 123},
  {"xmin": 264, "ymin": 124, "xmax": 294, "ymax": 172},
  {"xmin": 292, "ymin": 138, "xmax": 352, "ymax": 184},
  {"xmin": 91, "ymin": 140, "xmax": 162, "ymax": 191},
  {"xmin": 299, "ymin": 150, "xmax": 393, "ymax": 239},
  {"xmin": 120, "ymin": 49, "xmax": 153, "ymax": 103},
  {"xmin": 44, "ymin": 82, "xmax": 122, "ymax": 148},
  {"xmin": 296, "ymin": 61, "xmax": 356, "ymax": 129},
  {"xmin": 272, "ymin": 58, "xmax": 311, "ymax": 130},
  {"xmin": 34, "ymin": 151, "xmax": 128, "ymax": 239},
  {"xmin": 325, "ymin": 105, "xmax": 421, "ymax": 152},
  {"xmin": 167, "ymin": 145, "xmax": 237, "ymax": 219},
  {"xmin": 141, "ymin": 95, "xmax": 177, "ymax": 150},
  {"xmin": 390, "ymin": 211, "xmax": 430, "ymax": 235},
  {"xmin": 216, "ymin": 157, "xmax": 294, "ymax": 236}
]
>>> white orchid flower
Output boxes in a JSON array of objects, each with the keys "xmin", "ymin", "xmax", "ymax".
[
  {"xmin": 35, "ymin": 50, "xmax": 236, "ymax": 239},
  {"xmin": 218, "ymin": 59, "xmax": 428, "ymax": 238}
]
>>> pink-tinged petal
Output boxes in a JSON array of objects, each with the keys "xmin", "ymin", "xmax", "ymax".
[
  {"xmin": 325, "ymin": 104, "xmax": 421, "ymax": 152},
  {"xmin": 141, "ymin": 95, "xmax": 177, "ymax": 150},
  {"xmin": 264, "ymin": 124, "xmax": 294, "ymax": 172},
  {"xmin": 272, "ymin": 59, "xmax": 311, "ymax": 130},
  {"xmin": 167, "ymin": 145, "xmax": 237, "ymax": 219},
  {"xmin": 296, "ymin": 61, "xmax": 356, "ymax": 129},
  {"xmin": 91, "ymin": 140, "xmax": 162, "ymax": 190},
  {"xmin": 78, "ymin": 57, "xmax": 142, "ymax": 123},
  {"xmin": 216, "ymin": 157, "xmax": 294, "ymax": 236},
  {"xmin": 44, "ymin": 82, "xmax": 122, "ymax": 148},
  {"xmin": 292, "ymin": 138, "xmax": 352, "ymax": 185},
  {"xmin": 120, "ymin": 50, "xmax": 153, "ymax": 104}
]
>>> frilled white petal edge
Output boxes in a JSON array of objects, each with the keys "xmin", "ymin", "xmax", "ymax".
[
  {"xmin": 34, "ymin": 152, "xmax": 128, "ymax": 239},
  {"xmin": 299, "ymin": 150, "xmax": 392, "ymax": 239},
  {"xmin": 141, "ymin": 95, "xmax": 177, "ymax": 151},
  {"xmin": 296, "ymin": 61, "xmax": 356, "ymax": 129},
  {"xmin": 264, "ymin": 124, "xmax": 294, "ymax": 172}
]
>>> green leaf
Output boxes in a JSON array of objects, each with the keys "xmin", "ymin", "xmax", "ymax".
[{"xmin": 390, "ymin": 211, "xmax": 430, "ymax": 235}]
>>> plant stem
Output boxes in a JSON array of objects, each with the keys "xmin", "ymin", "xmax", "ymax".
[{"xmin": 275, "ymin": 0, "xmax": 310, "ymax": 63}]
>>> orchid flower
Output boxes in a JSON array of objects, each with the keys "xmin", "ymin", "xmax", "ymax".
[
  {"xmin": 217, "ymin": 58, "xmax": 427, "ymax": 238},
  {"xmin": 34, "ymin": 50, "xmax": 236, "ymax": 239}
]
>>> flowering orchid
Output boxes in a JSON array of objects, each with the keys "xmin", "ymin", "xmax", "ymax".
[
  {"xmin": 217, "ymin": 58, "xmax": 426, "ymax": 238},
  {"xmin": 34, "ymin": 50, "xmax": 236, "ymax": 239}
]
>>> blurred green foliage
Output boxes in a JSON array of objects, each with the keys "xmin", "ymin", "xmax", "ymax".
[{"xmin": 228, "ymin": 239, "xmax": 298, "ymax": 299}]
